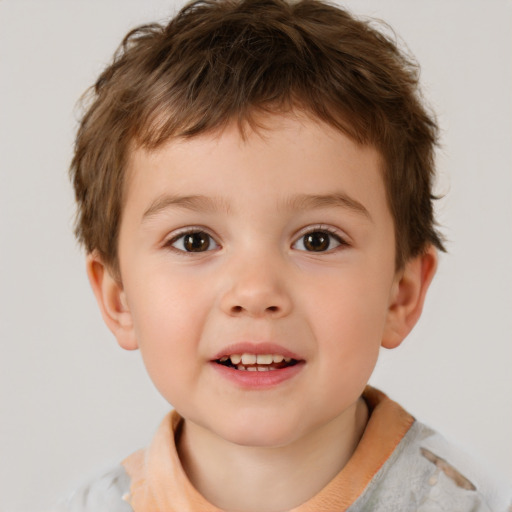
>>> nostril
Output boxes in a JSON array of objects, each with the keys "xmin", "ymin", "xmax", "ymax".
[{"xmin": 230, "ymin": 305, "xmax": 279, "ymax": 314}]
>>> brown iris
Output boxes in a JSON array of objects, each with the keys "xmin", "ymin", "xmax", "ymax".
[
  {"xmin": 183, "ymin": 232, "xmax": 210, "ymax": 252},
  {"xmin": 303, "ymin": 231, "xmax": 330, "ymax": 251}
]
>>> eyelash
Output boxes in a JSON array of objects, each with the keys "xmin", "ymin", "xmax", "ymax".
[
  {"xmin": 165, "ymin": 225, "xmax": 348, "ymax": 255},
  {"xmin": 165, "ymin": 227, "xmax": 220, "ymax": 255},
  {"xmin": 292, "ymin": 225, "xmax": 349, "ymax": 253}
]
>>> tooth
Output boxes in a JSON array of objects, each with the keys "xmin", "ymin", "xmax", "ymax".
[
  {"xmin": 257, "ymin": 366, "xmax": 270, "ymax": 371},
  {"xmin": 256, "ymin": 354, "xmax": 272, "ymax": 364},
  {"xmin": 284, "ymin": 357, "xmax": 292, "ymax": 363},
  {"xmin": 247, "ymin": 366, "xmax": 257, "ymax": 371},
  {"xmin": 241, "ymin": 353, "xmax": 257, "ymax": 365},
  {"xmin": 230, "ymin": 354, "xmax": 242, "ymax": 364},
  {"xmin": 272, "ymin": 354, "xmax": 284, "ymax": 363},
  {"xmin": 219, "ymin": 356, "xmax": 228, "ymax": 362},
  {"xmin": 237, "ymin": 365, "xmax": 245, "ymax": 371}
]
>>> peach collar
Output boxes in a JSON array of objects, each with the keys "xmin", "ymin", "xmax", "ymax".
[{"xmin": 122, "ymin": 386, "xmax": 414, "ymax": 512}]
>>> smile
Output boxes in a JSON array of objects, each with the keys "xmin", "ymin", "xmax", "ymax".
[{"xmin": 215, "ymin": 353, "xmax": 299, "ymax": 371}]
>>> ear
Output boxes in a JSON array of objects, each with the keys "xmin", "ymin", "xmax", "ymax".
[
  {"xmin": 382, "ymin": 245, "xmax": 438, "ymax": 349},
  {"xmin": 86, "ymin": 252, "xmax": 138, "ymax": 351}
]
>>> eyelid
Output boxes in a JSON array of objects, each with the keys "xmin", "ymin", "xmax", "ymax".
[
  {"xmin": 164, "ymin": 226, "xmax": 221, "ymax": 253},
  {"xmin": 292, "ymin": 224, "xmax": 350, "ymax": 251}
]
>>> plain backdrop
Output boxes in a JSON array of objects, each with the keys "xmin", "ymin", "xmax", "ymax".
[{"xmin": 1, "ymin": 1, "xmax": 511, "ymax": 510}]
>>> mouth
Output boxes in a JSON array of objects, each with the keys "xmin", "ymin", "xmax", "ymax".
[{"xmin": 214, "ymin": 353, "xmax": 300, "ymax": 372}]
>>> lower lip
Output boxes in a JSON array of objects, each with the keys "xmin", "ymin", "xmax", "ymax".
[{"xmin": 210, "ymin": 361, "xmax": 305, "ymax": 389}]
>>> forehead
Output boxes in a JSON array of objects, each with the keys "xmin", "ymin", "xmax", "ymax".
[{"xmin": 123, "ymin": 113, "xmax": 388, "ymax": 221}]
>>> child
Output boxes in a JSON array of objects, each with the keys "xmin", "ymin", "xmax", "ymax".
[{"xmin": 60, "ymin": 0, "xmax": 511, "ymax": 510}]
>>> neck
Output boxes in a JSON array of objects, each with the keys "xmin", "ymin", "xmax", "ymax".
[{"xmin": 177, "ymin": 398, "xmax": 369, "ymax": 512}]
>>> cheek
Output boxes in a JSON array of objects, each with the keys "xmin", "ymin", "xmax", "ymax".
[
  {"xmin": 127, "ymin": 264, "xmax": 207, "ymax": 333},
  {"xmin": 309, "ymin": 269, "xmax": 391, "ymax": 335},
  {"xmin": 313, "ymin": 293, "xmax": 383, "ymax": 407},
  {"xmin": 307, "ymin": 270, "xmax": 391, "ymax": 371},
  {"xmin": 123, "ymin": 270, "xmax": 212, "ymax": 393}
]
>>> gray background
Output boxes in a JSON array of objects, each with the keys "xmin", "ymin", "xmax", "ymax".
[{"xmin": 1, "ymin": 1, "xmax": 511, "ymax": 510}]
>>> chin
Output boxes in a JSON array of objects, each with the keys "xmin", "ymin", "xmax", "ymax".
[{"xmin": 213, "ymin": 416, "xmax": 303, "ymax": 449}]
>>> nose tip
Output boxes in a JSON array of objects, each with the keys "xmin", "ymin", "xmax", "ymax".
[{"xmin": 220, "ymin": 265, "xmax": 292, "ymax": 318}]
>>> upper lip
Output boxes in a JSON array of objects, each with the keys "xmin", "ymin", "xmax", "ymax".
[{"xmin": 211, "ymin": 342, "xmax": 302, "ymax": 361}]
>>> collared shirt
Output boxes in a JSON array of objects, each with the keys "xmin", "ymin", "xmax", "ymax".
[{"xmin": 58, "ymin": 387, "xmax": 512, "ymax": 511}]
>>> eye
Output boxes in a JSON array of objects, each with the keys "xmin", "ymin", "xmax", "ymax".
[
  {"xmin": 293, "ymin": 229, "xmax": 345, "ymax": 252},
  {"xmin": 168, "ymin": 230, "xmax": 219, "ymax": 253}
]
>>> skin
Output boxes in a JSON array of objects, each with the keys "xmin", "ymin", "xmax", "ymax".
[{"xmin": 88, "ymin": 112, "xmax": 437, "ymax": 512}]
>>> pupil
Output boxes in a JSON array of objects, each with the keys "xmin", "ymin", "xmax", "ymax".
[
  {"xmin": 185, "ymin": 232, "xmax": 209, "ymax": 252},
  {"xmin": 305, "ymin": 232, "xmax": 329, "ymax": 251}
]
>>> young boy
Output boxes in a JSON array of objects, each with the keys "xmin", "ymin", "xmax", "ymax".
[{"xmin": 60, "ymin": 0, "xmax": 511, "ymax": 510}]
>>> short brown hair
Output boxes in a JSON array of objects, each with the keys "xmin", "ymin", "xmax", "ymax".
[{"xmin": 71, "ymin": 0, "xmax": 445, "ymax": 272}]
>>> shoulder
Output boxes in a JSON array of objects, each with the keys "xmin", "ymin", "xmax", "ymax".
[
  {"xmin": 54, "ymin": 464, "xmax": 133, "ymax": 512},
  {"xmin": 352, "ymin": 421, "xmax": 512, "ymax": 512}
]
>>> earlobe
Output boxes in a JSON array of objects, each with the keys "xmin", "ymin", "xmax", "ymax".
[
  {"xmin": 382, "ymin": 246, "xmax": 438, "ymax": 349},
  {"xmin": 86, "ymin": 252, "xmax": 138, "ymax": 351}
]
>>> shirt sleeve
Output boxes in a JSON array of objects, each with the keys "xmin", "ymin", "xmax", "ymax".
[{"xmin": 54, "ymin": 465, "xmax": 133, "ymax": 512}]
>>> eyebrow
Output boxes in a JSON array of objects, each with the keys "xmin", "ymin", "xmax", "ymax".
[
  {"xmin": 142, "ymin": 194, "xmax": 230, "ymax": 220},
  {"xmin": 142, "ymin": 191, "xmax": 371, "ymax": 222},
  {"xmin": 282, "ymin": 193, "xmax": 372, "ymax": 221}
]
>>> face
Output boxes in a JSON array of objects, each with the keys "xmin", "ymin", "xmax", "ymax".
[{"xmin": 113, "ymin": 113, "xmax": 402, "ymax": 447}]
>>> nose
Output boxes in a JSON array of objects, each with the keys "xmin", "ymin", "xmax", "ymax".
[{"xmin": 219, "ymin": 255, "xmax": 292, "ymax": 318}]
